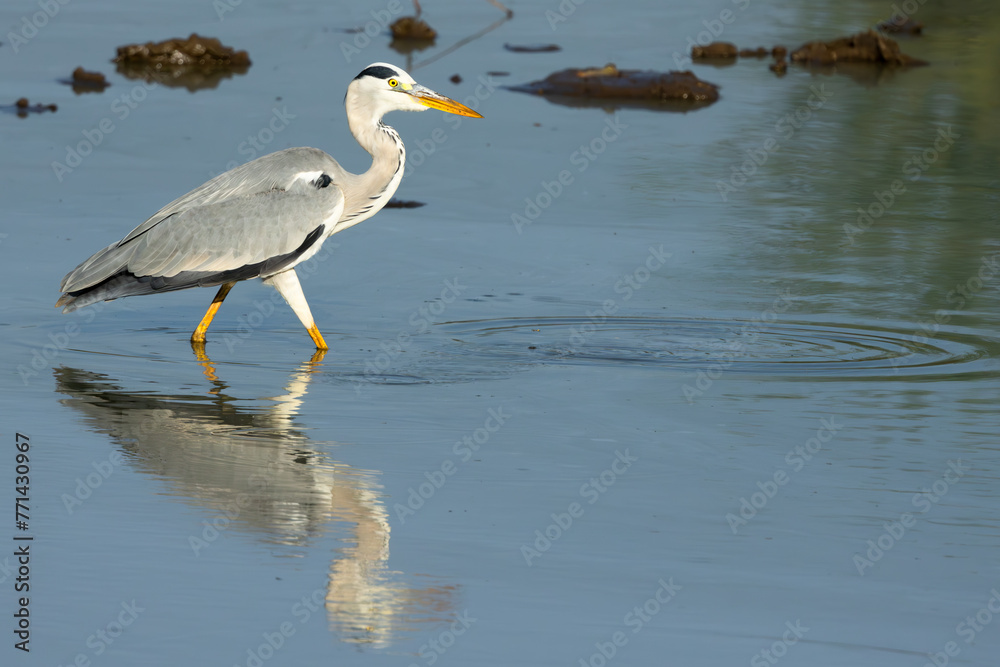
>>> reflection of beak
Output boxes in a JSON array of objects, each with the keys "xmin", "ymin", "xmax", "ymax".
[{"xmin": 408, "ymin": 86, "xmax": 483, "ymax": 118}]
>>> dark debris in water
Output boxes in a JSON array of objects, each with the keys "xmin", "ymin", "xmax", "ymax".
[
  {"xmin": 3, "ymin": 98, "xmax": 57, "ymax": 117},
  {"xmin": 790, "ymin": 29, "xmax": 928, "ymax": 66},
  {"xmin": 385, "ymin": 199, "xmax": 426, "ymax": 208},
  {"xmin": 113, "ymin": 33, "xmax": 251, "ymax": 92},
  {"xmin": 504, "ymin": 43, "xmax": 561, "ymax": 53},
  {"xmin": 60, "ymin": 67, "xmax": 111, "ymax": 94},
  {"xmin": 508, "ymin": 63, "xmax": 720, "ymax": 109},
  {"xmin": 877, "ymin": 15, "xmax": 924, "ymax": 34},
  {"xmin": 693, "ymin": 42, "xmax": 738, "ymax": 59},
  {"xmin": 390, "ymin": 16, "xmax": 437, "ymax": 40}
]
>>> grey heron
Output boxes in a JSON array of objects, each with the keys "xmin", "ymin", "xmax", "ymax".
[{"xmin": 56, "ymin": 63, "xmax": 482, "ymax": 350}]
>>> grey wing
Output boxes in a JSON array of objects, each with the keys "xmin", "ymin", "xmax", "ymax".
[{"xmin": 57, "ymin": 147, "xmax": 345, "ymax": 311}]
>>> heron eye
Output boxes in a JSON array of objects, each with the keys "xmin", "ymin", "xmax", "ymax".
[{"xmin": 388, "ymin": 79, "xmax": 398, "ymax": 88}]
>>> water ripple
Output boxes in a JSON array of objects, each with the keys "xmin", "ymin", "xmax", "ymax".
[{"xmin": 436, "ymin": 316, "xmax": 999, "ymax": 382}]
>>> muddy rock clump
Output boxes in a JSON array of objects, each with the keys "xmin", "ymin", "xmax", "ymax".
[
  {"xmin": 63, "ymin": 67, "xmax": 111, "ymax": 93},
  {"xmin": 790, "ymin": 29, "xmax": 927, "ymax": 66},
  {"xmin": 113, "ymin": 34, "xmax": 251, "ymax": 91},
  {"xmin": 509, "ymin": 64, "xmax": 720, "ymax": 105},
  {"xmin": 692, "ymin": 42, "xmax": 738, "ymax": 59}
]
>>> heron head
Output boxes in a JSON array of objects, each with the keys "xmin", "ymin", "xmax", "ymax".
[{"xmin": 348, "ymin": 62, "xmax": 483, "ymax": 119}]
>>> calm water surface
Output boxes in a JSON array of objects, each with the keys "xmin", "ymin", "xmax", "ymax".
[{"xmin": 1, "ymin": 0, "xmax": 998, "ymax": 665}]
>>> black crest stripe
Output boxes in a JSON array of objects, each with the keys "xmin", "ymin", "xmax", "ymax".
[{"xmin": 354, "ymin": 65, "xmax": 399, "ymax": 81}]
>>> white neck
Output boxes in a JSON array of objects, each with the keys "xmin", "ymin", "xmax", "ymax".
[{"xmin": 338, "ymin": 95, "xmax": 406, "ymax": 229}]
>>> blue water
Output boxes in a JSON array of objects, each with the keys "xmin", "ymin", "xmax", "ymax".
[{"xmin": 2, "ymin": 0, "xmax": 999, "ymax": 665}]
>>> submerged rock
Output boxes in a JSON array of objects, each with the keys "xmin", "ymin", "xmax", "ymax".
[
  {"xmin": 504, "ymin": 43, "xmax": 560, "ymax": 53},
  {"xmin": 390, "ymin": 16, "xmax": 437, "ymax": 40},
  {"xmin": 113, "ymin": 33, "xmax": 251, "ymax": 91},
  {"xmin": 4, "ymin": 98, "xmax": 57, "ymax": 117},
  {"xmin": 692, "ymin": 42, "xmax": 738, "ymax": 59},
  {"xmin": 790, "ymin": 29, "xmax": 927, "ymax": 66},
  {"xmin": 114, "ymin": 33, "xmax": 250, "ymax": 68},
  {"xmin": 61, "ymin": 67, "xmax": 111, "ymax": 94},
  {"xmin": 508, "ymin": 64, "xmax": 720, "ymax": 107}
]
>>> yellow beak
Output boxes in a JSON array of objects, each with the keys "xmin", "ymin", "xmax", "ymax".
[{"xmin": 409, "ymin": 87, "xmax": 483, "ymax": 118}]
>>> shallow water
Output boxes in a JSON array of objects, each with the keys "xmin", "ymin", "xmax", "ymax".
[{"xmin": 2, "ymin": 0, "xmax": 999, "ymax": 665}]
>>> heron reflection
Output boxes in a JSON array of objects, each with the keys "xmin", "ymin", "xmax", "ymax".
[{"xmin": 54, "ymin": 353, "xmax": 455, "ymax": 647}]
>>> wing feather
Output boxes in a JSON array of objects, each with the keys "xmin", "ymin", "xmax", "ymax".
[{"xmin": 59, "ymin": 147, "xmax": 346, "ymax": 294}]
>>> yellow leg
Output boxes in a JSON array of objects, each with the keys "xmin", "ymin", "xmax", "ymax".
[
  {"xmin": 307, "ymin": 323, "xmax": 329, "ymax": 351},
  {"xmin": 191, "ymin": 282, "xmax": 235, "ymax": 344}
]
